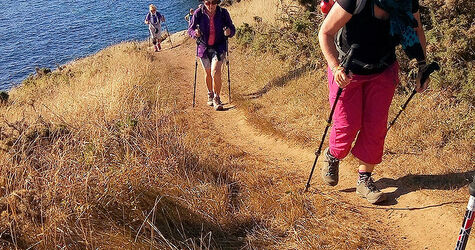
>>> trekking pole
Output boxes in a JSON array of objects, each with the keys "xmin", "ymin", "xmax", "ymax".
[
  {"xmin": 455, "ymin": 176, "xmax": 475, "ymax": 250},
  {"xmin": 164, "ymin": 22, "xmax": 173, "ymax": 47},
  {"xmin": 305, "ymin": 44, "xmax": 359, "ymax": 192},
  {"xmin": 224, "ymin": 27, "xmax": 231, "ymax": 103},
  {"xmin": 192, "ymin": 25, "xmax": 200, "ymax": 107},
  {"xmin": 387, "ymin": 62, "xmax": 440, "ymax": 131}
]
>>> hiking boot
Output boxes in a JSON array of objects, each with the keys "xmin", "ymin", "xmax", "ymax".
[
  {"xmin": 356, "ymin": 176, "xmax": 386, "ymax": 204},
  {"xmin": 207, "ymin": 92, "xmax": 214, "ymax": 106},
  {"xmin": 321, "ymin": 147, "xmax": 339, "ymax": 186},
  {"xmin": 213, "ymin": 95, "xmax": 223, "ymax": 111}
]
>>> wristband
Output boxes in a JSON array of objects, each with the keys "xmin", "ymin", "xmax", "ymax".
[{"xmin": 331, "ymin": 65, "xmax": 344, "ymax": 74}]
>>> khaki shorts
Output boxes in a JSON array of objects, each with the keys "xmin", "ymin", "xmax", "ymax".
[{"xmin": 200, "ymin": 49, "xmax": 226, "ymax": 69}]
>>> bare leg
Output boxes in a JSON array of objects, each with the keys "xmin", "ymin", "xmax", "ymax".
[
  {"xmin": 358, "ymin": 160, "xmax": 375, "ymax": 173},
  {"xmin": 211, "ymin": 59, "xmax": 224, "ymax": 96},
  {"xmin": 203, "ymin": 68, "xmax": 212, "ymax": 92}
]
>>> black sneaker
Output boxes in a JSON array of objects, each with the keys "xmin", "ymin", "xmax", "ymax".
[{"xmin": 321, "ymin": 147, "xmax": 340, "ymax": 186}]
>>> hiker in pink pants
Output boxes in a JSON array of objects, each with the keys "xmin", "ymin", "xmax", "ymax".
[
  {"xmin": 327, "ymin": 63, "xmax": 399, "ymax": 165},
  {"xmin": 318, "ymin": 0, "xmax": 429, "ymax": 204}
]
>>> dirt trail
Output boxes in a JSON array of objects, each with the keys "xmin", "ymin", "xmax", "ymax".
[{"xmin": 155, "ymin": 35, "xmax": 474, "ymax": 250}]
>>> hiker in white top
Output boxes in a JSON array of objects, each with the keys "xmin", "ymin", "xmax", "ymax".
[{"xmin": 144, "ymin": 4, "xmax": 165, "ymax": 52}]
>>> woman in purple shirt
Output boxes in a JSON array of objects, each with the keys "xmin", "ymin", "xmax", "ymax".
[
  {"xmin": 188, "ymin": 0, "xmax": 235, "ymax": 111},
  {"xmin": 145, "ymin": 4, "xmax": 165, "ymax": 52}
]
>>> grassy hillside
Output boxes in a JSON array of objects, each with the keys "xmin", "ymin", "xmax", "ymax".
[
  {"xmin": 0, "ymin": 35, "xmax": 393, "ymax": 250},
  {"xmin": 0, "ymin": 0, "xmax": 472, "ymax": 248}
]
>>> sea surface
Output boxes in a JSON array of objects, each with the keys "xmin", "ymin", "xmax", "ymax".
[{"xmin": 0, "ymin": 0, "xmax": 197, "ymax": 90}]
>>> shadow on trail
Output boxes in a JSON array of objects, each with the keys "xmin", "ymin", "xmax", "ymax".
[
  {"xmin": 340, "ymin": 171, "xmax": 474, "ymax": 207},
  {"xmin": 244, "ymin": 63, "xmax": 312, "ymax": 99},
  {"xmin": 221, "ymin": 104, "xmax": 236, "ymax": 111},
  {"xmin": 359, "ymin": 201, "xmax": 465, "ymax": 210}
]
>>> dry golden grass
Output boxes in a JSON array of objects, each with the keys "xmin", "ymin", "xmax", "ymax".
[
  {"xmin": 0, "ymin": 41, "xmax": 243, "ymax": 248},
  {"xmin": 0, "ymin": 36, "xmax": 399, "ymax": 249},
  {"xmin": 0, "ymin": 42, "xmax": 189, "ymax": 248},
  {"xmin": 0, "ymin": 38, "xmax": 398, "ymax": 249},
  {"xmin": 227, "ymin": 0, "xmax": 295, "ymax": 25}
]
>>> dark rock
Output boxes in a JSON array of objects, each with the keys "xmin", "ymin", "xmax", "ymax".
[
  {"xmin": 0, "ymin": 91, "xmax": 8, "ymax": 104},
  {"xmin": 35, "ymin": 67, "xmax": 52, "ymax": 76}
]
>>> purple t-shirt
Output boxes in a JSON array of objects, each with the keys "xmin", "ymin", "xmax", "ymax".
[{"xmin": 145, "ymin": 12, "xmax": 162, "ymax": 25}]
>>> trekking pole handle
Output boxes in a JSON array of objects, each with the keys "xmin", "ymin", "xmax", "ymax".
[
  {"xmin": 342, "ymin": 44, "xmax": 359, "ymax": 74},
  {"xmin": 420, "ymin": 62, "xmax": 440, "ymax": 86},
  {"xmin": 223, "ymin": 26, "xmax": 230, "ymax": 37},
  {"xmin": 196, "ymin": 25, "xmax": 202, "ymax": 45}
]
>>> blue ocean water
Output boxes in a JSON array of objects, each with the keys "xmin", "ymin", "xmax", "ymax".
[{"xmin": 0, "ymin": 0, "xmax": 197, "ymax": 90}]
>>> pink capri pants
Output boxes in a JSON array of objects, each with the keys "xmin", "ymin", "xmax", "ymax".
[{"xmin": 328, "ymin": 62, "xmax": 399, "ymax": 165}]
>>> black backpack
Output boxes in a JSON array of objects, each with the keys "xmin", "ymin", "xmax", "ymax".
[{"xmin": 334, "ymin": 0, "xmax": 368, "ymax": 59}]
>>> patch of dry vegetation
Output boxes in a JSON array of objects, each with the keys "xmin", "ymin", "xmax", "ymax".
[
  {"xmin": 227, "ymin": 0, "xmax": 288, "ymax": 25},
  {"xmin": 0, "ymin": 42, "xmax": 247, "ymax": 248},
  {"xmin": 0, "ymin": 42, "xmax": 196, "ymax": 248},
  {"xmin": 0, "ymin": 38, "xmax": 396, "ymax": 248}
]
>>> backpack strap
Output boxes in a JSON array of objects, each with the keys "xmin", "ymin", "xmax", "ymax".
[
  {"xmin": 194, "ymin": 5, "xmax": 204, "ymax": 27},
  {"xmin": 354, "ymin": 0, "xmax": 367, "ymax": 15},
  {"xmin": 194, "ymin": 6, "xmax": 207, "ymax": 48},
  {"xmin": 335, "ymin": 0, "xmax": 368, "ymax": 51}
]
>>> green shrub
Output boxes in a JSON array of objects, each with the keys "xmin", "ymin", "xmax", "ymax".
[
  {"xmin": 236, "ymin": 10, "xmax": 324, "ymax": 66},
  {"xmin": 236, "ymin": 23, "xmax": 255, "ymax": 48},
  {"xmin": 297, "ymin": 0, "xmax": 317, "ymax": 11},
  {"xmin": 418, "ymin": 0, "xmax": 474, "ymax": 103},
  {"xmin": 237, "ymin": 1, "xmax": 474, "ymax": 103}
]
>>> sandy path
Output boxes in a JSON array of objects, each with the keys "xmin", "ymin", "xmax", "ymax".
[{"xmin": 155, "ymin": 35, "xmax": 474, "ymax": 250}]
